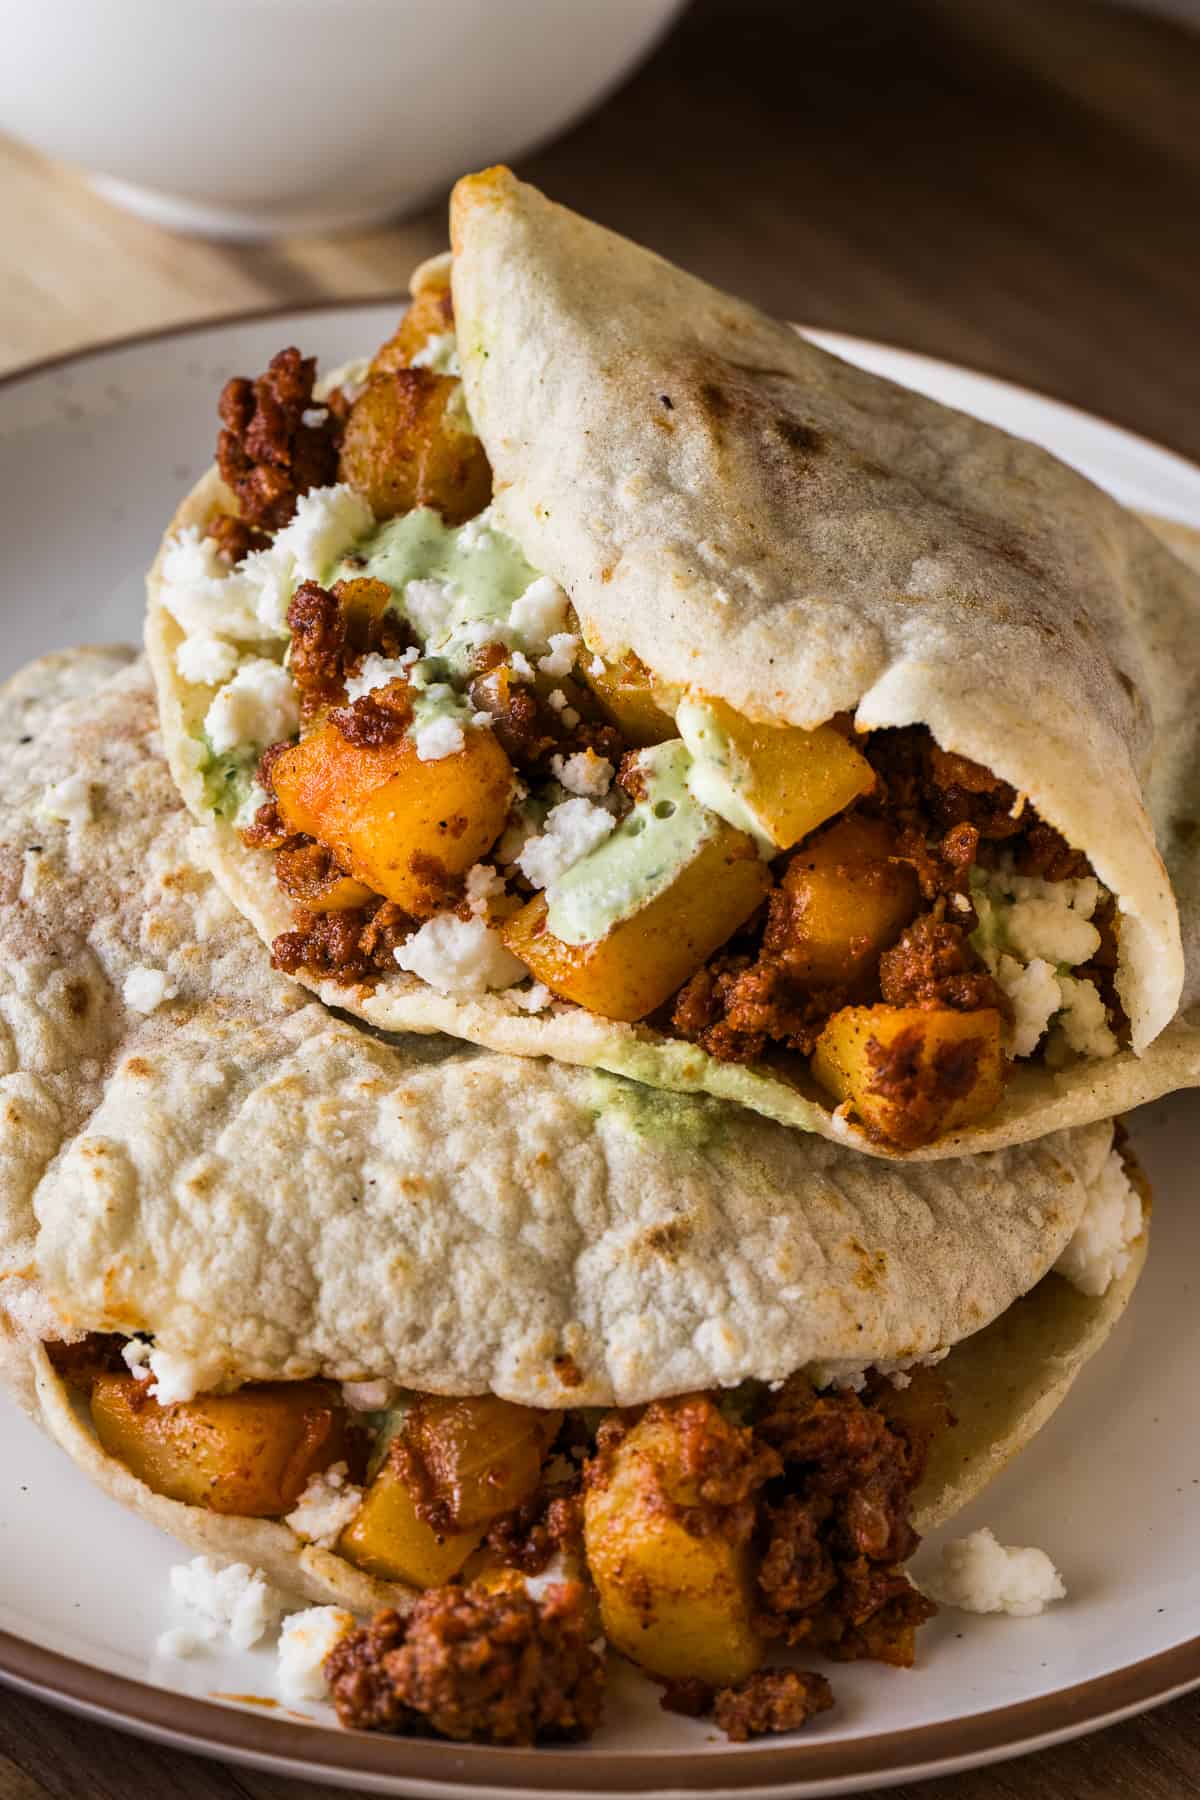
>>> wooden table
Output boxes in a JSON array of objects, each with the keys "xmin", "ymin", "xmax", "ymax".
[{"xmin": 2, "ymin": 0, "xmax": 1199, "ymax": 1793}]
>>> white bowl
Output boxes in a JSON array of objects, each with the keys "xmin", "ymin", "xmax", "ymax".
[{"xmin": 0, "ymin": 0, "xmax": 686, "ymax": 239}]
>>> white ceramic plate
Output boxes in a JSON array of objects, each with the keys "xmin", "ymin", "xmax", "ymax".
[{"xmin": 2, "ymin": 306, "xmax": 1199, "ymax": 1798}]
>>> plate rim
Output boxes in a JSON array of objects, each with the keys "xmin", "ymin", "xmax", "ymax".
[
  {"xmin": 3, "ymin": 1622, "xmax": 1199, "ymax": 1796},
  {"xmin": 3, "ymin": 304, "xmax": 1200, "ymax": 1794}
]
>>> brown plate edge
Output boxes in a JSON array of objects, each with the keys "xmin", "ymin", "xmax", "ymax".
[{"xmin": 2, "ymin": 1625, "xmax": 1199, "ymax": 1796}]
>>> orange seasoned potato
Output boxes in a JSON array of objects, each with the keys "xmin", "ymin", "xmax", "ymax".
[
  {"xmin": 370, "ymin": 281, "xmax": 454, "ymax": 377},
  {"xmin": 338, "ymin": 1450, "xmax": 486, "ymax": 1587},
  {"xmin": 90, "ymin": 1377, "xmax": 352, "ymax": 1517},
  {"xmin": 338, "ymin": 1396, "xmax": 559, "ymax": 1587},
  {"xmin": 680, "ymin": 696, "xmax": 875, "ymax": 850},
  {"xmin": 775, "ymin": 815, "xmax": 919, "ymax": 988},
  {"xmin": 503, "ymin": 827, "xmax": 771, "ymax": 1022},
  {"xmin": 582, "ymin": 653, "xmax": 676, "ymax": 748},
  {"xmin": 812, "ymin": 1004, "xmax": 1006, "ymax": 1149},
  {"xmin": 583, "ymin": 1401, "xmax": 763, "ymax": 1685},
  {"xmin": 337, "ymin": 368, "xmax": 491, "ymax": 526},
  {"xmin": 272, "ymin": 691, "xmax": 514, "ymax": 916}
]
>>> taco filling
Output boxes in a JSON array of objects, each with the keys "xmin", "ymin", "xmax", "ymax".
[
  {"xmin": 49, "ymin": 1334, "xmax": 956, "ymax": 1742},
  {"xmin": 156, "ymin": 265, "xmax": 1125, "ymax": 1152}
]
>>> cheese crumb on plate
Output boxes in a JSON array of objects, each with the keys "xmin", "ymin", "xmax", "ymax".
[{"xmin": 922, "ymin": 1528, "xmax": 1065, "ymax": 1616}]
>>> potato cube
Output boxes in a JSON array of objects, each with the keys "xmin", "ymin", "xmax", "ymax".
[
  {"xmin": 338, "ymin": 1450, "xmax": 485, "ymax": 1588},
  {"xmin": 272, "ymin": 691, "xmax": 514, "ymax": 916},
  {"xmin": 274, "ymin": 840, "xmax": 375, "ymax": 913},
  {"xmin": 502, "ymin": 826, "xmax": 771, "ymax": 1022},
  {"xmin": 679, "ymin": 696, "xmax": 874, "ymax": 850},
  {"xmin": 583, "ymin": 1401, "xmax": 763, "ymax": 1685},
  {"xmin": 90, "ymin": 1377, "xmax": 352, "ymax": 1517},
  {"xmin": 337, "ymin": 368, "xmax": 491, "ymax": 526},
  {"xmin": 770, "ymin": 815, "xmax": 919, "ymax": 987},
  {"xmin": 582, "ymin": 653, "xmax": 676, "ymax": 747},
  {"xmin": 338, "ymin": 1395, "xmax": 560, "ymax": 1587},
  {"xmin": 812, "ymin": 1004, "xmax": 1006, "ymax": 1149}
]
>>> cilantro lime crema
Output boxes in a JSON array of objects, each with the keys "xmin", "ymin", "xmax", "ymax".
[
  {"xmin": 336, "ymin": 506, "xmax": 557, "ymax": 678},
  {"xmin": 547, "ymin": 742, "xmax": 727, "ymax": 945},
  {"xmin": 676, "ymin": 698, "xmax": 774, "ymax": 853}
]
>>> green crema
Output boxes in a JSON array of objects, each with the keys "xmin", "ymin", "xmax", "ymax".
[
  {"xmin": 335, "ymin": 506, "xmax": 549, "ymax": 677},
  {"xmin": 196, "ymin": 737, "xmax": 256, "ymax": 823},
  {"xmin": 546, "ymin": 741, "xmax": 725, "ymax": 946}
]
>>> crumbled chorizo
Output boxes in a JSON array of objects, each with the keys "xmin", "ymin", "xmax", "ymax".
[
  {"xmin": 468, "ymin": 663, "xmax": 623, "ymax": 779},
  {"xmin": 44, "ymin": 1333, "xmax": 129, "ymax": 1391},
  {"xmin": 217, "ymin": 347, "xmax": 340, "ymax": 531},
  {"xmin": 205, "ymin": 512, "xmax": 270, "ymax": 564},
  {"xmin": 712, "ymin": 1668, "xmax": 834, "ymax": 1741},
  {"xmin": 878, "ymin": 911, "xmax": 1010, "ymax": 1015},
  {"xmin": 329, "ymin": 681, "xmax": 414, "ymax": 748},
  {"xmin": 751, "ymin": 1380, "xmax": 939, "ymax": 1667},
  {"xmin": 327, "ymin": 1583, "xmax": 605, "ymax": 1745},
  {"xmin": 287, "ymin": 581, "xmax": 349, "ymax": 721},
  {"xmin": 271, "ymin": 895, "xmax": 414, "ymax": 986}
]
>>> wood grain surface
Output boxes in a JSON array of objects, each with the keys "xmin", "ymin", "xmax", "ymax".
[{"xmin": 2, "ymin": 0, "xmax": 1199, "ymax": 1794}]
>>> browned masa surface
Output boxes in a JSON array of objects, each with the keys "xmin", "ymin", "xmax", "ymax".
[{"xmin": 2, "ymin": 0, "xmax": 1200, "ymax": 1792}]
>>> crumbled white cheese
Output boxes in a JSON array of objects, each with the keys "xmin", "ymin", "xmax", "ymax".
[
  {"xmin": 204, "ymin": 658, "xmax": 299, "ymax": 756},
  {"xmin": 508, "ymin": 575, "xmax": 570, "ymax": 652},
  {"xmin": 241, "ymin": 484, "xmax": 374, "ymax": 635},
  {"xmin": 553, "ymin": 749, "xmax": 613, "ymax": 798},
  {"xmin": 588, "ymin": 654, "xmax": 606, "ymax": 678},
  {"xmin": 465, "ymin": 863, "xmax": 506, "ymax": 916},
  {"xmin": 37, "ymin": 773, "xmax": 94, "ymax": 826},
  {"xmin": 395, "ymin": 914, "xmax": 527, "ymax": 995},
  {"xmin": 342, "ymin": 1378, "xmax": 395, "ymax": 1411},
  {"xmin": 1055, "ymin": 1146, "xmax": 1142, "ymax": 1296},
  {"xmin": 455, "ymin": 511, "xmax": 495, "ymax": 553},
  {"xmin": 546, "ymin": 689, "xmax": 568, "ymax": 714},
  {"xmin": 551, "ymin": 751, "xmax": 614, "ymax": 799},
  {"xmin": 301, "ymin": 405, "xmax": 329, "ymax": 428},
  {"xmin": 996, "ymin": 955, "xmax": 1061, "ymax": 1058},
  {"xmin": 159, "ymin": 527, "xmax": 264, "ymax": 640},
  {"xmin": 121, "ymin": 1338, "xmax": 152, "ymax": 1380},
  {"xmin": 517, "ymin": 797, "xmax": 616, "ymax": 890},
  {"xmin": 414, "ymin": 715, "xmax": 466, "ymax": 761},
  {"xmin": 146, "ymin": 1346, "xmax": 205, "ymax": 1405},
  {"xmin": 923, "ymin": 1528, "xmax": 1065, "ymax": 1616},
  {"xmin": 404, "ymin": 575, "xmax": 458, "ymax": 645},
  {"xmin": 122, "ymin": 965, "xmax": 176, "ymax": 1014},
  {"xmin": 344, "ymin": 648, "xmax": 419, "ymax": 702},
  {"xmin": 809, "ymin": 1348, "xmax": 949, "ymax": 1393},
  {"xmin": 537, "ymin": 632, "xmax": 580, "ymax": 679},
  {"xmin": 513, "ymin": 982, "xmax": 554, "ymax": 1013},
  {"xmin": 1053, "ymin": 973, "xmax": 1120, "ymax": 1060},
  {"xmin": 974, "ymin": 867, "xmax": 1117, "ymax": 1062},
  {"xmin": 155, "ymin": 1624, "xmax": 216, "ymax": 1658},
  {"xmin": 277, "ymin": 1606, "xmax": 355, "ymax": 1702},
  {"xmin": 176, "ymin": 631, "xmax": 240, "ymax": 688},
  {"xmin": 285, "ymin": 1462, "xmax": 364, "ymax": 1548},
  {"xmin": 509, "ymin": 650, "xmax": 534, "ymax": 681},
  {"xmin": 169, "ymin": 1557, "xmax": 286, "ymax": 1650}
]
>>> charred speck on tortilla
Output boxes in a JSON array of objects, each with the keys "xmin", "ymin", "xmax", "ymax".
[{"xmin": 145, "ymin": 172, "xmax": 1200, "ymax": 1155}]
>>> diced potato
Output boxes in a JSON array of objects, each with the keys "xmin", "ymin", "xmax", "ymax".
[
  {"xmin": 582, "ymin": 654, "xmax": 676, "ymax": 747},
  {"xmin": 338, "ymin": 1449, "xmax": 485, "ymax": 1587},
  {"xmin": 583, "ymin": 1401, "xmax": 763, "ymax": 1685},
  {"xmin": 338, "ymin": 1396, "xmax": 560, "ymax": 1587},
  {"xmin": 370, "ymin": 281, "xmax": 454, "ymax": 376},
  {"xmin": 812, "ymin": 1004, "xmax": 1006, "ymax": 1149},
  {"xmin": 681, "ymin": 696, "xmax": 875, "ymax": 850},
  {"xmin": 272, "ymin": 691, "xmax": 514, "ymax": 916},
  {"xmin": 337, "ymin": 369, "xmax": 491, "ymax": 526},
  {"xmin": 774, "ymin": 815, "xmax": 919, "ymax": 987},
  {"xmin": 90, "ymin": 1377, "xmax": 352, "ymax": 1517},
  {"xmin": 404, "ymin": 1394, "xmax": 562, "ymax": 1530},
  {"xmin": 502, "ymin": 827, "xmax": 771, "ymax": 1022}
]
